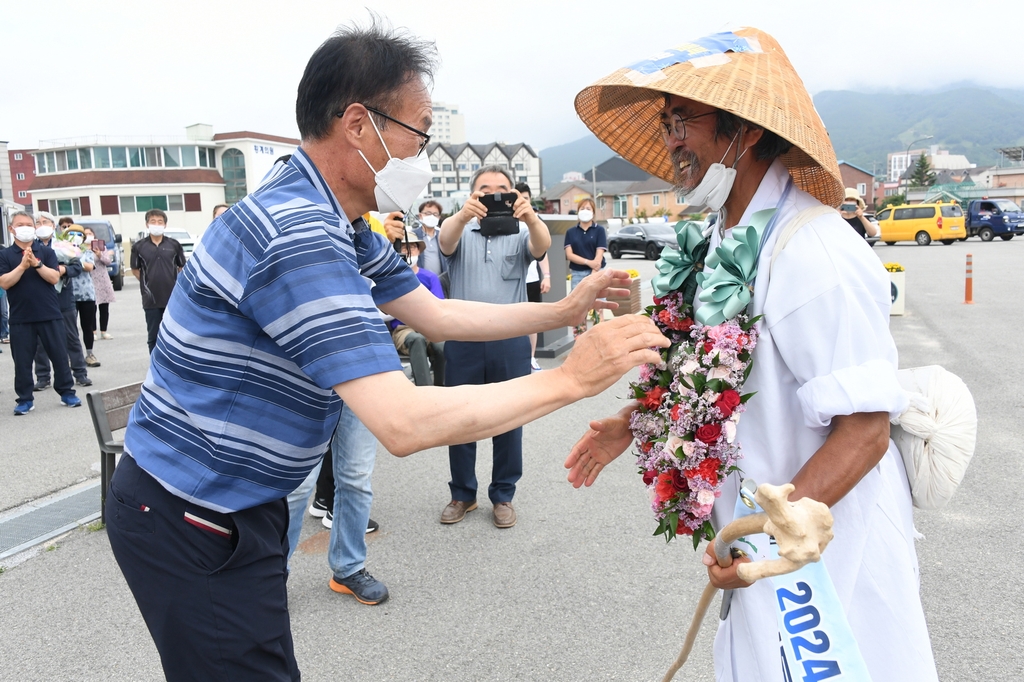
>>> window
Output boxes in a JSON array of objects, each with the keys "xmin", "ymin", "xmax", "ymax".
[
  {"xmin": 893, "ymin": 208, "xmax": 913, "ymax": 220},
  {"xmin": 14, "ymin": 153, "xmax": 22, "ymax": 161},
  {"xmin": 111, "ymin": 147, "xmax": 128, "ymax": 168},
  {"xmin": 222, "ymin": 148, "xmax": 247, "ymax": 204},
  {"xmin": 18, "ymin": 191, "xmax": 27, "ymax": 198},
  {"xmin": 911, "ymin": 207, "xmax": 935, "ymax": 219},
  {"xmin": 94, "ymin": 147, "xmax": 111, "ymax": 169},
  {"xmin": 129, "ymin": 147, "xmax": 143, "ymax": 167},
  {"xmin": 46, "ymin": 151, "xmax": 57, "ymax": 173},
  {"xmin": 431, "ymin": 164, "xmax": 439, "ymax": 171},
  {"xmin": 181, "ymin": 145, "xmax": 197, "ymax": 167},
  {"xmin": 515, "ymin": 163, "xmax": 525, "ymax": 171},
  {"xmin": 54, "ymin": 198, "xmax": 81, "ymax": 215},
  {"xmin": 675, "ymin": 191, "xmax": 686, "ymax": 204},
  {"xmin": 135, "ymin": 196, "xmax": 169, "ymax": 212},
  {"xmin": 445, "ymin": 176, "xmax": 456, "ymax": 183},
  {"xmin": 442, "ymin": 164, "xmax": 452, "ymax": 171},
  {"xmin": 614, "ymin": 195, "xmax": 627, "ymax": 218},
  {"xmin": 857, "ymin": 182, "xmax": 867, "ymax": 196},
  {"xmin": 163, "ymin": 147, "xmax": 181, "ymax": 167},
  {"xmin": 598, "ymin": 197, "xmax": 606, "ymax": 210},
  {"xmin": 432, "ymin": 191, "xmax": 443, "ymax": 197},
  {"xmin": 432, "ymin": 177, "xmax": 442, "ymax": 184},
  {"xmin": 55, "ymin": 151, "xmax": 67, "ymax": 171},
  {"xmin": 471, "ymin": 163, "xmax": 480, "ymax": 171},
  {"xmin": 79, "ymin": 148, "xmax": 92, "ymax": 169},
  {"xmin": 145, "ymin": 147, "xmax": 160, "ymax": 167},
  {"xmin": 100, "ymin": 195, "xmax": 119, "ymax": 215},
  {"xmin": 66, "ymin": 150, "xmax": 79, "ymax": 171},
  {"xmin": 633, "ymin": 195, "xmax": 639, "ymax": 208},
  {"xmin": 168, "ymin": 195, "xmax": 184, "ymax": 211},
  {"xmin": 119, "ymin": 196, "xmax": 136, "ymax": 213},
  {"xmin": 16, "ymin": 173, "xmax": 24, "ymax": 181},
  {"xmin": 518, "ymin": 176, "xmax": 527, "ymax": 184},
  {"xmin": 652, "ymin": 194, "xmax": 660, "ymax": 206},
  {"xmin": 198, "ymin": 147, "xmax": 217, "ymax": 168},
  {"xmin": 877, "ymin": 209, "xmax": 891, "ymax": 221},
  {"xmin": 940, "ymin": 205, "xmax": 963, "ymax": 217}
]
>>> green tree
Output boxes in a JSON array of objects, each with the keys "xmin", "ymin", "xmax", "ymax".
[
  {"xmin": 879, "ymin": 193, "xmax": 906, "ymax": 209},
  {"xmin": 909, "ymin": 155, "xmax": 935, "ymax": 187}
]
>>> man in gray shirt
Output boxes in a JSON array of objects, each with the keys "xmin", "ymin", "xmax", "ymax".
[{"xmin": 437, "ymin": 165, "xmax": 551, "ymax": 528}]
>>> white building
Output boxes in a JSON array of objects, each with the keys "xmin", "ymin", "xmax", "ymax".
[
  {"xmin": 888, "ymin": 145, "xmax": 975, "ymax": 181},
  {"xmin": 29, "ymin": 124, "xmax": 298, "ymax": 236},
  {"xmin": 428, "ymin": 102, "xmax": 466, "ymax": 145},
  {"xmin": 424, "ymin": 142, "xmax": 541, "ymax": 199}
]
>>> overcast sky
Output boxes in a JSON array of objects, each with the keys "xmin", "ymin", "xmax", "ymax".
[{"xmin": 4, "ymin": 0, "xmax": 1021, "ymax": 151}]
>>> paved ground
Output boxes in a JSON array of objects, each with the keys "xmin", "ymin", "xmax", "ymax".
[{"xmin": 0, "ymin": 238, "xmax": 1021, "ymax": 680}]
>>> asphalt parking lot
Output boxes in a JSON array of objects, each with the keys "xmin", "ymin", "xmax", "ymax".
[{"xmin": 0, "ymin": 236, "xmax": 1021, "ymax": 681}]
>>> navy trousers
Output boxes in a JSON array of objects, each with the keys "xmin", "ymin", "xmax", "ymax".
[
  {"xmin": 34, "ymin": 306, "xmax": 88, "ymax": 383},
  {"xmin": 10, "ymin": 320, "xmax": 75, "ymax": 404},
  {"xmin": 145, "ymin": 307, "xmax": 164, "ymax": 353},
  {"xmin": 106, "ymin": 455, "xmax": 300, "ymax": 682},
  {"xmin": 443, "ymin": 336, "xmax": 531, "ymax": 504}
]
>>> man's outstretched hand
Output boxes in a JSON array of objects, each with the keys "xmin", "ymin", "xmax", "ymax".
[
  {"xmin": 559, "ymin": 268, "xmax": 632, "ymax": 327},
  {"xmin": 564, "ymin": 402, "xmax": 638, "ymax": 488}
]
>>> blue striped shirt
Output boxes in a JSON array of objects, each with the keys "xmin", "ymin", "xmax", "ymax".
[{"xmin": 124, "ymin": 148, "xmax": 420, "ymax": 512}]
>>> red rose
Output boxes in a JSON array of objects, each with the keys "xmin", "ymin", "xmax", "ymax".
[
  {"xmin": 639, "ymin": 441, "xmax": 654, "ymax": 454},
  {"xmin": 694, "ymin": 423, "xmax": 722, "ymax": 444},
  {"xmin": 670, "ymin": 404, "xmax": 683, "ymax": 421},
  {"xmin": 657, "ymin": 309, "xmax": 695, "ymax": 332},
  {"xmin": 676, "ymin": 518, "xmax": 695, "ymax": 536},
  {"xmin": 655, "ymin": 472, "xmax": 678, "ymax": 502},
  {"xmin": 640, "ymin": 386, "xmax": 668, "ymax": 411},
  {"xmin": 642, "ymin": 469, "xmax": 657, "ymax": 486},
  {"xmin": 714, "ymin": 389, "xmax": 742, "ymax": 418},
  {"xmin": 703, "ymin": 341, "xmax": 715, "ymax": 353},
  {"xmin": 685, "ymin": 457, "xmax": 722, "ymax": 486},
  {"xmin": 654, "ymin": 470, "xmax": 688, "ymax": 501},
  {"xmin": 677, "ymin": 317, "xmax": 694, "ymax": 332}
]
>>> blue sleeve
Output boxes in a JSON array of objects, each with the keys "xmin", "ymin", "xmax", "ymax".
[
  {"xmin": 354, "ymin": 230, "xmax": 422, "ymax": 306},
  {"xmin": 596, "ymin": 226, "xmax": 608, "ymax": 249},
  {"xmin": 237, "ymin": 224, "xmax": 403, "ymax": 390}
]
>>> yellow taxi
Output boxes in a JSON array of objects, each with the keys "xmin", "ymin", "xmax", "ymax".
[{"xmin": 877, "ymin": 201, "xmax": 965, "ymax": 246}]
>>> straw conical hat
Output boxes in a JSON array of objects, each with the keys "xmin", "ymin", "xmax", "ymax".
[{"xmin": 574, "ymin": 27, "xmax": 844, "ymax": 207}]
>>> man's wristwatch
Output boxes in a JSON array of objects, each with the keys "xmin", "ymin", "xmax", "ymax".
[{"xmin": 32, "ymin": 263, "xmax": 42, "ymax": 269}]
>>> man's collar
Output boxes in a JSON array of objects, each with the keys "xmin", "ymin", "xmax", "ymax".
[
  {"xmin": 733, "ymin": 158, "xmax": 790, "ymax": 228},
  {"xmin": 290, "ymin": 147, "xmax": 357, "ymax": 228}
]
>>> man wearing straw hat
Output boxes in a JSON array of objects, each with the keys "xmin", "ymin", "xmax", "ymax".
[{"xmin": 566, "ymin": 28, "xmax": 937, "ymax": 680}]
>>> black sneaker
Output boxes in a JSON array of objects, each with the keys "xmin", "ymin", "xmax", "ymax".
[
  {"xmin": 33, "ymin": 380, "xmax": 50, "ymax": 392},
  {"xmin": 308, "ymin": 496, "xmax": 329, "ymax": 518},
  {"xmin": 329, "ymin": 568, "xmax": 389, "ymax": 605},
  {"xmin": 76, "ymin": 377, "xmax": 93, "ymax": 387},
  {"xmin": 365, "ymin": 518, "xmax": 380, "ymax": 534}
]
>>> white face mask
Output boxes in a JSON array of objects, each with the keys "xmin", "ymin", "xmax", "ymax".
[
  {"xmin": 14, "ymin": 226, "xmax": 36, "ymax": 243},
  {"xmin": 420, "ymin": 214, "xmax": 439, "ymax": 229},
  {"xmin": 148, "ymin": 224, "xmax": 165, "ymax": 237},
  {"xmin": 84, "ymin": 236, "xmax": 94, "ymax": 244},
  {"xmin": 35, "ymin": 226, "xmax": 54, "ymax": 240},
  {"xmin": 577, "ymin": 209, "xmax": 594, "ymax": 223},
  {"xmin": 357, "ymin": 115, "xmax": 433, "ymax": 214},
  {"xmin": 683, "ymin": 131, "xmax": 747, "ymax": 213},
  {"xmin": 70, "ymin": 235, "xmax": 84, "ymax": 246}
]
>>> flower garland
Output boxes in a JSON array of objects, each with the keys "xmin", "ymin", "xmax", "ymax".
[{"xmin": 629, "ymin": 212, "xmax": 774, "ymax": 548}]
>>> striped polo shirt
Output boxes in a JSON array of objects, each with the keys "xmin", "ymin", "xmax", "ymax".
[{"xmin": 124, "ymin": 148, "xmax": 420, "ymax": 513}]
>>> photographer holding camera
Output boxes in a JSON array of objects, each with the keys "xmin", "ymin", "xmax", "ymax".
[
  {"xmin": 436, "ymin": 166, "xmax": 551, "ymax": 528},
  {"xmin": 840, "ymin": 187, "xmax": 879, "ymax": 239}
]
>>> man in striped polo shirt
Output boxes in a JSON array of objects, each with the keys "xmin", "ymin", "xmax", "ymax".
[{"xmin": 104, "ymin": 21, "xmax": 668, "ymax": 682}]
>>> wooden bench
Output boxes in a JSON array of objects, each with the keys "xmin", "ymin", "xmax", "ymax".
[{"xmin": 86, "ymin": 382, "xmax": 143, "ymax": 524}]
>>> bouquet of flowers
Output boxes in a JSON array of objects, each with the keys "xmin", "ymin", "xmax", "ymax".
[
  {"xmin": 628, "ymin": 212, "xmax": 774, "ymax": 547},
  {"xmin": 50, "ymin": 237, "xmax": 82, "ymax": 264}
]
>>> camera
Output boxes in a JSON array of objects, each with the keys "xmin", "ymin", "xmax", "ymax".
[{"xmin": 478, "ymin": 193, "xmax": 520, "ymax": 236}]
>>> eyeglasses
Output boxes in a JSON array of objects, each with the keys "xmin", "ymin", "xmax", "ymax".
[
  {"xmin": 350, "ymin": 105, "xmax": 431, "ymax": 157},
  {"xmin": 659, "ymin": 111, "xmax": 718, "ymax": 143}
]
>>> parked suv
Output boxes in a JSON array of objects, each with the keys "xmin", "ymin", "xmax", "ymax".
[
  {"xmin": 877, "ymin": 201, "xmax": 965, "ymax": 246},
  {"xmin": 75, "ymin": 219, "xmax": 125, "ymax": 290},
  {"xmin": 607, "ymin": 222, "xmax": 678, "ymax": 260}
]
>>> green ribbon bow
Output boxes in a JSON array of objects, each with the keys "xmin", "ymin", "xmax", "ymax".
[
  {"xmin": 694, "ymin": 208, "xmax": 776, "ymax": 326},
  {"xmin": 651, "ymin": 221, "xmax": 709, "ymax": 300}
]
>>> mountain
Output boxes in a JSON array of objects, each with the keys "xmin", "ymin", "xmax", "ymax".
[
  {"xmin": 815, "ymin": 86, "xmax": 1024, "ymax": 173},
  {"xmin": 539, "ymin": 135, "xmax": 616, "ymax": 188}
]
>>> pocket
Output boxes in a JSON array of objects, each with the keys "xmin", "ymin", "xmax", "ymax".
[
  {"xmin": 501, "ymin": 247, "xmax": 522, "ymax": 281},
  {"xmin": 108, "ymin": 481, "xmax": 155, "ymax": 534},
  {"xmin": 183, "ymin": 505, "xmax": 239, "ymax": 574}
]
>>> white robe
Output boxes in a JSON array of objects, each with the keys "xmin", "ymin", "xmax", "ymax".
[{"xmin": 699, "ymin": 160, "xmax": 939, "ymax": 681}]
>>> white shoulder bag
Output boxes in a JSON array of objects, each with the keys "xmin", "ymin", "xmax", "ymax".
[{"xmin": 769, "ymin": 206, "xmax": 977, "ymax": 510}]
